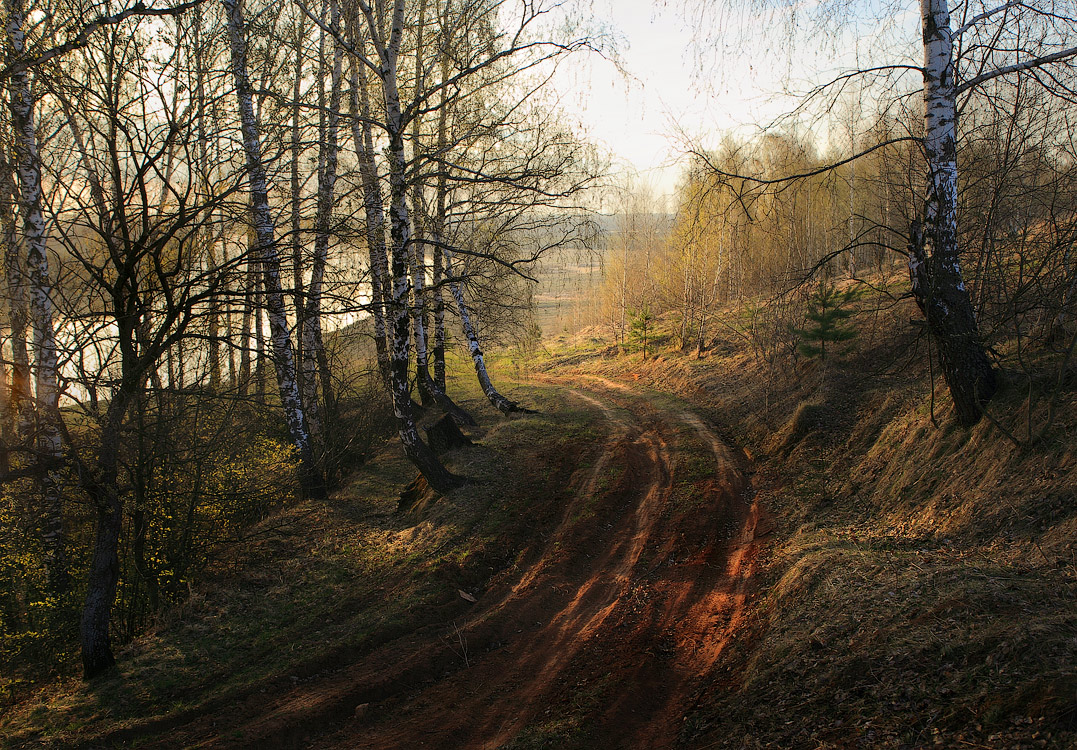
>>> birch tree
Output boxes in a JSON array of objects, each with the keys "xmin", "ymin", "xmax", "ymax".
[
  {"xmin": 346, "ymin": 0, "xmax": 462, "ymax": 491},
  {"xmin": 692, "ymin": 0, "xmax": 1077, "ymax": 424},
  {"xmin": 301, "ymin": 0, "xmax": 344, "ymax": 445},
  {"xmin": 223, "ymin": 0, "xmax": 326, "ymax": 499},
  {"xmin": 410, "ymin": 0, "xmax": 599, "ymax": 413},
  {"xmin": 300, "ymin": 0, "xmax": 600, "ymax": 482},
  {"xmin": 907, "ymin": 0, "xmax": 1077, "ymax": 423},
  {"xmin": 5, "ymin": 0, "xmax": 66, "ymax": 594}
]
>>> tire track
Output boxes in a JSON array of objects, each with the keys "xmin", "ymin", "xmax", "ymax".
[{"xmin": 142, "ymin": 378, "xmax": 760, "ymax": 750}]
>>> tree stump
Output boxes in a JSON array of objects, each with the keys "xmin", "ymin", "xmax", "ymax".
[{"xmin": 425, "ymin": 413, "xmax": 473, "ymax": 453}]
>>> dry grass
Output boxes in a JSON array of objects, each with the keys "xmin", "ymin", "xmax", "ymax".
[
  {"xmin": 0, "ymin": 380, "xmax": 597, "ymax": 749},
  {"xmin": 541, "ymin": 296, "xmax": 1077, "ymax": 749}
]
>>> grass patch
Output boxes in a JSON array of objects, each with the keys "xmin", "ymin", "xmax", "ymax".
[{"xmin": 0, "ymin": 380, "xmax": 607, "ymax": 749}]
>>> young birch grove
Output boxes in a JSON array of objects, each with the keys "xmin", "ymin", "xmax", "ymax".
[
  {"xmin": 0, "ymin": 0, "xmax": 597, "ymax": 678},
  {"xmin": 596, "ymin": 0, "xmax": 1077, "ymax": 427}
]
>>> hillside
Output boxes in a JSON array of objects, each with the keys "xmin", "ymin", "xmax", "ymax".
[
  {"xmin": 544, "ymin": 316, "xmax": 1077, "ymax": 748},
  {"xmin": 2, "ymin": 293, "xmax": 1075, "ymax": 748}
]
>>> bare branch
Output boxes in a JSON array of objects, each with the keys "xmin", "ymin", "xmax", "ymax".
[
  {"xmin": 957, "ymin": 45, "xmax": 1077, "ymax": 94},
  {"xmin": 0, "ymin": 0, "xmax": 206, "ymax": 81},
  {"xmin": 690, "ymin": 136, "xmax": 918, "ymax": 187}
]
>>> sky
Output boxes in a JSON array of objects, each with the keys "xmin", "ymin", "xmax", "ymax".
[
  {"xmin": 547, "ymin": 0, "xmax": 922, "ymax": 204},
  {"xmin": 550, "ymin": 1, "xmax": 729, "ymax": 202}
]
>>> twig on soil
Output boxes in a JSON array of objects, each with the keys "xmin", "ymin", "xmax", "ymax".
[{"xmin": 445, "ymin": 620, "xmax": 470, "ymax": 668}]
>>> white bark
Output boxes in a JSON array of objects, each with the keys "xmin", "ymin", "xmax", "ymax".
[
  {"xmin": 921, "ymin": 0, "xmax": 960, "ymax": 281},
  {"xmin": 360, "ymin": 0, "xmax": 459, "ymax": 491},
  {"xmin": 289, "ymin": 14, "xmax": 305, "ymax": 365},
  {"xmin": 223, "ymin": 0, "xmax": 324, "ymax": 497},
  {"xmin": 445, "ymin": 248, "xmax": 520, "ymax": 415},
  {"xmin": 0, "ymin": 145, "xmax": 29, "ymax": 440},
  {"xmin": 6, "ymin": 0, "xmax": 66, "ymax": 591},
  {"xmin": 302, "ymin": 0, "xmax": 343, "ymax": 442},
  {"xmin": 911, "ymin": 0, "xmax": 998, "ymax": 425},
  {"xmin": 349, "ymin": 58, "xmax": 392, "ymax": 385}
]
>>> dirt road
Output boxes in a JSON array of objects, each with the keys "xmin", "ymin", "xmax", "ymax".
[{"xmin": 147, "ymin": 379, "xmax": 761, "ymax": 749}]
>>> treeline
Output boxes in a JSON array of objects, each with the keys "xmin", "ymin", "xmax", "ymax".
[
  {"xmin": 616, "ymin": 0, "xmax": 1077, "ymax": 430},
  {"xmin": 0, "ymin": 0, "xmax": 596, "ymax": 686},
  {"xmin": 603, "ymin": 77, "xmax": 1077, "ymax": 422}
]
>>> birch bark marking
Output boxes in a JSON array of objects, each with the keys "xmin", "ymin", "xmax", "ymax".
[
  {"xmin": 370, "ymin": 0, "xmax": 460, "ymax": 491},
  {"xmin": 223, "ymin": 0, "xmax": 326, "ymax": 498},
  {"xmin": 431, "ymin": 166, "xmax": 447, "ymax": 391},
  {"xmin": 408, "ymin": 0, "xmax": 436, "ymax": 407},
  {"xmin": 915, "ymin": 0, "xmax": 997, "ymax": 425},
  {"xmin": 302, "ymin": 0, "xmax": 343, "ymax": 444},
  {"xmin": 349, "ymin": 59, "xmax": 392, "ymax": 387},
  {"xmin": 6, "ymin": 0, "xmax": 66, "ymax": 593},
  {"xmin": 445, "ymin": 248, "xmax": 524, "ymax": 415},
  {"xmin": 388, "ymin": 13, "xmax": 472, "ymax": 428},
  {"xmin": 290, "ymin": 13, "xmax": 305, "ymax": 376},
  {"xmin": 430, "ymin": 22, "xmax": 452, "ymax": 392},
  {"xmin": 239, "ymin": 227, "xmax": 256, "ymax": 395},
  {"xmin": 0, "ymin": 146, "xmax": 30, "ymax": 440}
]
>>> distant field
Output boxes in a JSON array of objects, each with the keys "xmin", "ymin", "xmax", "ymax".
[{"xmin": 531, "ymin": 245, "xmax": 606, "ymax": 339}]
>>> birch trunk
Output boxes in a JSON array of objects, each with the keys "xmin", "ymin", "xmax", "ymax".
[
  {"xmin": 446, "ymin": 248, "xmax": 526, "ymax": 415},
  {"xmin": 405, "ymin": 182, "xmax": 473, "ymax": 424},
  {"xmin": 375, "ymin": 0, "xmax": 461, "ymax": 491},
  {"xmin": 402, "ymin": 35, "xmax": 473, "ymax": 426},
  {"xmin": 224, "ymin": 0, "xmax": 325, "ymax": 498},
  {"xmin": 430, "ymin": 46, "xmax": 451, "ymax": 392},
  {"xmin": 207, "ymin": 242, "xmax": 221, "ymax": 390},
  {"xmin": 254, "ymin": 273, "xmax": 265, "ymax": 400},
  {"xmin": 403, "ymin": 152, "xmax": 472, "ymax": 419},
  {"xmin": 0, "ymin": 146, "xmax": 29, "ymax": 440},
  {"xmin": 408, "ymin": 197, "xmax": 435, "ymax": 406},
  {"xmin": 6, "ymin": 0, "xmax": 66, "ymax": 594},
  {"xmin": 349, "ymin": 61, "xmax": 393, "ymax": 389},
  {"xmin": 431, "ymin": 194, "xmax": 447, "ymax": 391},
  {"xmin": 912, "ymin": 0, "xmax": 997, "ymax": 426},
  {"xmin": 408, "ymin": 0, "xmax": 435, "ymax": 407},
  {"xmin": 301, "ymin": 0, "xmax": 343, "ymax": 444},
  {"xmin": 290, "ymin": 14, "xmax": 305, "ymax": 364},
  {"xmin": 239, "ymin": 234, "xmax": 255, "ymax": 395},
  {"xmin": 193, "ymin": 20, "xmax": 220, "ymax": 392}
]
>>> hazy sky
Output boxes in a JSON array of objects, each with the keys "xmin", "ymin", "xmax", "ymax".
[
  {"xmin": 549, "ymin": 2, "xmax": 708, "ymax": 201},
  {"xmin": 549, "ymin": 0, "xmax": 798, "ymax": 201},
  {"xmin": 549, "ymin": 0, "xmax": 921, "ymax": 203}
]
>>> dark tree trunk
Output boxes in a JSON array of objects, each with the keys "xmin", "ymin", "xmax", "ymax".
[
  {"xmin": 79, "ymin": 395, "xmax": 128, "ymax": 679},
  {"xmin": 909, "ymin": 222, "xmax": 997, "ymax": 425},
  {"xmin": 80, "ymin": 484, "xmax": 122, "ymax": 678}
]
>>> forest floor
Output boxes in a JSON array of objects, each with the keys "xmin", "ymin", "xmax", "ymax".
[
  {"xmin": 3, "ymin": 308, "xmax": 1076, "ymax": 749},
  {"xmin": 1, "ymin": 369, "xmax": 761, "ymax": 749}
]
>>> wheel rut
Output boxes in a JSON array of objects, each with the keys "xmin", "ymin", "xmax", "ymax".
[{"xmin": 140, "ymin": 378, "xmax": 761, "ymax": 750}]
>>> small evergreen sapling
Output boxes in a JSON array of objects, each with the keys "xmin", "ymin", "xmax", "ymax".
[
  {"xmin": 628, "ymin": 306, "xmax": 655, "ymax": 359},
  {"xmin": 795, "ymin": 283, "xmax": 859, "ymax": 361}
]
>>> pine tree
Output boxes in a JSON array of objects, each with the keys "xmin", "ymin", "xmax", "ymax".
[
  {"xmin": 795, "ymin": 284, "xmax": 859, "ymax": 361},
  {"xmin": 629, "ymin": 306, "xmax": 655, "ymax": 360}
]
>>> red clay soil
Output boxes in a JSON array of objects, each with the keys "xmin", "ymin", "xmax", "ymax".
[{"xmin": 135, "ymin": 379, "xmax": 763, "ymax": 749}]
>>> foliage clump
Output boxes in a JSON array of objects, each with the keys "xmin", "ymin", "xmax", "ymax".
[
  {"xmin": 794, "ymin": 283, "xmax": 859, "ymax": 361},
  {"xmin": 627, "ymin": 306, "xmax": 655, "ymax": 359}
]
